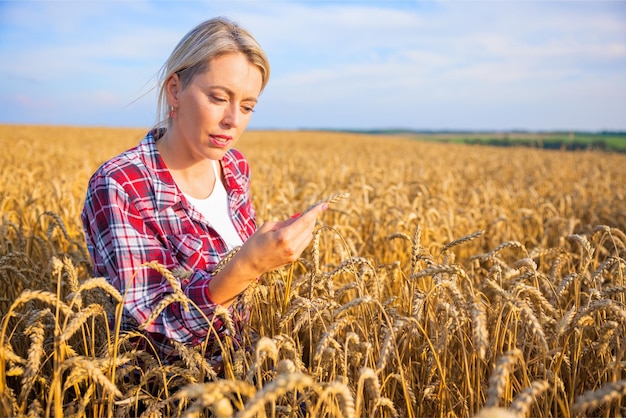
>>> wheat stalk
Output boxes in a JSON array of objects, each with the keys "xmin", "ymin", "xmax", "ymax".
[
  {"xmin": 247, "ymin": 337, "xmax": 279, "ymax": 386},
  {"xmin": 509, "ymin": 379, "xmax": 549, "ymax": 417},
  {"xmin": 354, "ymin": 367, "xmax": 381, "ymax": 418},
  {"xmin": 485, "ymin": 349, "xmax": 522, "ymax": 408},
  {"xmin": 441, "ymin": 230, "xmax": 484, "ymax": 254},
  {"xmin": 213, "ymin": 245, "xmax": 242, "ymax": 274},
  {"xmin": 171, "ymin": 340, "xmax": 219, "ymax": 381},
  {"xmin": 18, "ymin": 319, "xmax": 46, "ymax": 408},
  {"xmin": 333, "ymin": 296, "xmax": 375, "ymax": 318},
  {"xmin": 411, "ymin": 264, "xmax": 469, "ymax": 282},
  {"xmin": 138, "ymin": 292, "xmax": 191, "ymax": 331},
  {"xmin": 3, "ymin": 127, "xmax": 626, "ymax": 417},
  {"xmin": 301, "ymin": 192, "xmax": 350, "ymax": 214},
  {"xmin": 59, "ymin": 303, "xmax": 106, "ymax": 343},
  {"xmin": 474, "ymin": 407, "xmax": 519, "ymax": 418},
  {"xmin": 59, "ymin": 356, "xmax": 122, "ymax": 398},
  {"xmin": 234, "ymin": 372, "xmax": 317, "ymax": 418},
  {"xmin": 470, "ymin": 298, "xmax": 489, "ymax": 361},
  {"xmin": 572, "ymin": 379, "xmax": 626, "ymax": 417},
  {"xmin": 511, "ymin": 298, "xmax": 549, "ymax": 352},
  {"xmin": 312, "ymin": 380, "xmax": 356, "ymax": 418},
  {"xmin": 566, "ymin": 234, "xmax": 594, "ymax": 270},
  {"xmin": 143, "ymin": 379, "xmax": 256, "ymax": 417},
  {"xmin": 68, "ymin": 277, "xmax": 124, "ymax": 305},
  {"xmin": 42, "ymin": 211, "xmax": 71, "ymax": 241},
  {"xmin": 474, "ymin": 241, "xmax": 529, "ymax": 262},
  {"xmin": 314, "ymin": 315, "xmax": 355, "ymax": 365}
]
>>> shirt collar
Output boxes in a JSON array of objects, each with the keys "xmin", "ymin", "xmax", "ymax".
[
  {"xmin": 220, "ymin": 149, "xmax": 246, "ymax": 195},
  {"xmin": 140, "ymin": 129, "xmax": 244, "ymax": 212}
]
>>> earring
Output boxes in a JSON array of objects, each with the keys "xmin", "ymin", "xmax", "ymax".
[{"xmin": 169, "ymin": 106, "xmax": 177, "ymax": 119}]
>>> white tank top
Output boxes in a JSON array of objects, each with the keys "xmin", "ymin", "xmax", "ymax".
[{"xmin": 183, "ymin": 160, "xmax": 243, "ymax": 250}]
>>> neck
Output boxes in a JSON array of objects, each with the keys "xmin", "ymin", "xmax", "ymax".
[{"xmin": 157, "ymin": 131, "xmax": 217, "ymax": 199}]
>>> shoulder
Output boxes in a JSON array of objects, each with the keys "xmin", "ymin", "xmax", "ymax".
[{"xmin": 87, "ymin": 133, "xmax": 157, "ymax": 192}]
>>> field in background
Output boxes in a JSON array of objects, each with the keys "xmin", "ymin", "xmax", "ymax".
[
  {"xmin": 0, "ymin": 125, "xmax": 625, "ymax": 417},
  {"xmin": 342, "ymin": 130, "xmax": 626, "ymax": 153}
]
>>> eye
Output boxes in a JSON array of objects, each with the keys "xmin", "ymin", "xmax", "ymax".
[
  {"xmin": 241, "ymin": 105, "xmax": 255, "ymax": 114},
  {"xmin": 210, "ymin": 94, "xmax": 227, "ymax": 103}
]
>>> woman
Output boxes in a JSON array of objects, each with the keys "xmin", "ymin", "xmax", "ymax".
[{"xmin": 81, "ymin": 17, "xmax": 327, "ymax": 364}]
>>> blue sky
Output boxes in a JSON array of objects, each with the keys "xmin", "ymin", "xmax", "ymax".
[{"xmin": 1, "ymin": 1, "xmax": 625, "ymax": 131}]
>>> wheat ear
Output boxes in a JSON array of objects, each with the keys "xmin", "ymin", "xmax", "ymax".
[
  {"xmin": 470, "ymin": 298, "xmax": 489, "ymax": 361},
  {"xmin": 301, "ymin": 192, "xmax": 350, "ymax": 214},
  {"xmin": 60, "ymin": 356, "xmax": 123, "ymax": 398},
  {"xmin": 18, "ymin": 319, "xmax": 46, "ymax": 408},
  {"xmin": 138, "ymin": 293, "xmax": 190, "ymax": 331},
  {"xmin": 354, "ymin": 367, "xmax": 381, "ymax": 418},
  {"xmin": 485, "ymin": 349, "xmax": 522, "ymax": 408},
  {"xmin": 235, "ymin": 372, "xmax": 317, "ymax": 418},
  {"xmin": 312, "ymin": 381, "xmax": 356, "ymax": 418},
  {"xmin": 441, "ymin": 229, "xmax": 484, "ymax": 254},
  {"xmin": 572, "ymin": 379, "xmax": 626, "ymax": 416},
  {"xmin": 509, "ymin": 380, "xmax": 550, "ymax": 417},
  {"xmin": 59, "ymin": 303, "xmax": 106, "ymax": 343}
]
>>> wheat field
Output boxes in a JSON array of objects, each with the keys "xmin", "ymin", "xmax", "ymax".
[{"xmin": 0, "ymin": 124, "xmax": 625, "ymax": 417}]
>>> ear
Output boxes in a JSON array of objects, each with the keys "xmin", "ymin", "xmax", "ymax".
[{"xmin": 165, "ymin": 73, "xmax": 181, "ymax": 107}]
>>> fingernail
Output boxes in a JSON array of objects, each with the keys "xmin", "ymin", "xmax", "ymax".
[
  {"xmin": 321, "ymin": 203, "xmax": 329, "ymax": 211},
  {"xmin": 290, "ymin": 212, "xmax": 301, "ymax": 219}
]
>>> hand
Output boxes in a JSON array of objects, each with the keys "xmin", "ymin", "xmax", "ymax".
[
  {"xmin": 246, "ymin": 202, "xmax": 329, "ymax": 271},
  {"xmin": 208, "ymin": 202, "xmax": 328, "ymax": 305}
]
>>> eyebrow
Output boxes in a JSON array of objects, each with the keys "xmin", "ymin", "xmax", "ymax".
[{"xmin": 211, "ymin": 85, "xmax": 258, "ymax": 103}]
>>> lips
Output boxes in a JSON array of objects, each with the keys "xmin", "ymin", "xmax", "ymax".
[{"xmin": 210, "ymin": 134, "xmax": 233, "ymax": 147}]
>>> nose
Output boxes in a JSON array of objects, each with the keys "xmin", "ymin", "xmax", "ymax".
[{"xmin": 222, "ymin": 103, "xmax": 240, "ymax": 129}]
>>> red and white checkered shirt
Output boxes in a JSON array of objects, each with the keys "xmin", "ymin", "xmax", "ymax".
[{"xmin": 81, "ymin": 129, "xmax": 256, "ymax": 360}]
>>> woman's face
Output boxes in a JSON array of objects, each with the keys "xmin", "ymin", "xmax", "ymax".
[{"xmin": 168, "ymin": 52, "xmax": 263, "ymax": 161}]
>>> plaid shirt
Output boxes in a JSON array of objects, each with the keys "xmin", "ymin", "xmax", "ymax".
[{"xmin": 81, "ymin": 129, "xmax": 256, "ymax": 360}]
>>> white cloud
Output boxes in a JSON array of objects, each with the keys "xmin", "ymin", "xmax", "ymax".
[{"xmin": 0, "ymin": 0, "xmax": 624, "ymax": 130}]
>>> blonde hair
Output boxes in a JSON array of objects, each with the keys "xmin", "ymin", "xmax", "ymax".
[{"xmin": 155, "ymin": 17, "xmax": 270, "ymax": 128}]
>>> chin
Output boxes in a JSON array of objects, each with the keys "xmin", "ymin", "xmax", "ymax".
[{"xmin": 207, "ymin": 149, "xmax": 229, "ymax": 160}]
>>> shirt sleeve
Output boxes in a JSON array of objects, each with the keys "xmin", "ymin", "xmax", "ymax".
[{"xmin": 81, "ymin": 171, "xmax": 227, "ymax": 345}]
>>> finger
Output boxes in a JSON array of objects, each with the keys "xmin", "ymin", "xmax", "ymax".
[
  {"xmin": 257, "ymin": 220, "xmax": 281, "ymax": 233},
  {"xmin": 277, "ymin": 203, "xmax": 328, "ymax": 229},
  {"xmin": 268, "ymin": 216, "xmax": 301, "ymax": 231},
  {"xmin": 300, "ymin": 202, "xmax": 329, "ymax": 220},
  {"xmin": 283, "ymin": 203, "xmax": 327, "ymax": 234}
]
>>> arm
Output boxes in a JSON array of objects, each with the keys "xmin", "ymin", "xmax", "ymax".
[
  {"xmin": 82, "ymin": 172, "xmax": 225, "ymax": 343},
  {"xmin": 207, "ymin": 202, "xmax": 329, "ymax": 305},
  {"xmin": 83, "ymin": 168, "xmax": 329, "ymax": 342}
]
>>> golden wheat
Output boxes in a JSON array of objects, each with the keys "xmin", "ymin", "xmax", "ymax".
[{"xmin": 1, "ymin": 126, "xmax": 626, "ymax": 417}]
